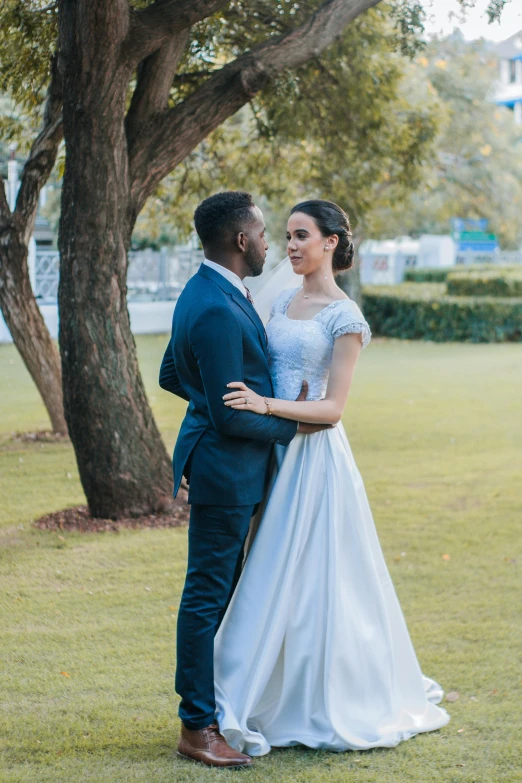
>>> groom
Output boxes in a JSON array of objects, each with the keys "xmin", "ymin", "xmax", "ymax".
[{"xmin": 160, "ymin": 191, "xmax": 308, "ymax": 767}]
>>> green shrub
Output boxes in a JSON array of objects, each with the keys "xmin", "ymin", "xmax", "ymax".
[
  {"xmin": 404, "ymin": 267, "xmax": 452, "ymax": 283},
  {"xmin": 404, "ymin": 264, "xmax": 521, "ymax": 284},
  {"xmin": 447, "ymin": 269, "xmax": 522, "ymax": 297},
  {"xmin": 371, "ymin": 283, "xmax": 446, "ymax": 298},
  {"xmin": 363, "ymin": 285, "xmax": 522, "ymax": 342}
]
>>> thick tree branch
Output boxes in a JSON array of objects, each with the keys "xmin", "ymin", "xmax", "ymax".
[
  {"xmin": 125, "ymin": 0, "xmax": 228, "ymax": 64},
  {"xmin": 130, "ymin": 0, "xmax": 381, "ymax": 214},
  {"xmin": 15, "ymin": 55, "xmax": 63, "ymax": 244},
  {"xmin": 126, "ymin": 30, "xmax": 189, "ymax": 150}
]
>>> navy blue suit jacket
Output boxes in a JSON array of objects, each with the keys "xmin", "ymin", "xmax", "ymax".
[{"xmin": 159, "ymin": 263, "xmax": 297, "ymax": 506}]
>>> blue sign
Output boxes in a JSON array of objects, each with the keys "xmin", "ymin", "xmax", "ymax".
[{"xmin": 451, "ymin": 218, "xmax": 498, "ymax": 252}]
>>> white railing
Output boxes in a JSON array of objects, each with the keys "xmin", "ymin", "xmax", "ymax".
[
  {"xmin": 32, "ymin": 247, "xmax": 204, "ymax": 302},
  {"xmin": 34, "ymin": 250, "xmax": 60, "ymax": 301},
  {"xmin": 455, "ymin": 250, "xmax": 522, "ymax": 266}
]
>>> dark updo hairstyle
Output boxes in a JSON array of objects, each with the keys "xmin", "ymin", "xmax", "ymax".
[{"xmin": 290, "ymin": 199, "xmax": 354, "ymax": 272}]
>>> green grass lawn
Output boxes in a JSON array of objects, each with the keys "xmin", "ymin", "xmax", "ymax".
[{"xmin": 1, "ymin": 335, "xmax": 521, "ymax": 783}]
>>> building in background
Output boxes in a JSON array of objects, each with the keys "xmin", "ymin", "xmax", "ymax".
[{"xmin": 495, "ymin": 30, "xmax": 522, "ymax": 124}]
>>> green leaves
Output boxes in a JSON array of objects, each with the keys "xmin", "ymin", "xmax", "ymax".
[
  {"xmin": 134, "ymin": 6, "xmax": 441, "ymax": 248},
  {"xmin": 485, "ymin": 0, "xmax": 509, "ymax": 23},
  {"xmin": 0, "ymin": 1, "xmax": 57, "ymax": 113},
  {"xmin": 389, "ymin": 0, "xmax": 426, "ymax": 58}
]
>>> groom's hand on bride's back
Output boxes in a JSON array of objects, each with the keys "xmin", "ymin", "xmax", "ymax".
[
  {"xmin": 295, "ymin": 380, "xmax": 309, "ymax": 402},
  {"xmin": 295, "ymin": 380, "xmax": 334, "ymax": 434},
  {"xmin": 298, "ymin": 422, "xmax": 335, "ymax": 433}
]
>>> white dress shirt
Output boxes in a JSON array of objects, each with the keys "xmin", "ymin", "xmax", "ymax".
[{"xmin": 203, "ymin": 258, "xmax": 248, "ymax": 299}]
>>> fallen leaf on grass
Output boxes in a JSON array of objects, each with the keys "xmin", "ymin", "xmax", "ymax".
[
  {"xmin": 456, "ymin": 763, "xmax": 465, "ymax": 767},
  {"xmin": 442, "ymin": 554, "xmax": 451, "ymax": 561},
  {"xmin": 457, "ymin": 728, "xmax": 465, "ymax": 734},
  {"xmin": 445, "ymin": 691, "xmax": 459, "ymax": 702},
  {"xmin": 169, "ymin": 606, "xmax": 176, "ymax": 611},
  {"xmin": 60, "ymin": 671, "xmax": 70, "ymax": 678}
]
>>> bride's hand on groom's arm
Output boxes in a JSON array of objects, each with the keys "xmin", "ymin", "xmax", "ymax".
[
  {"xmin": 224, "ymin": 335, "xmax": 361, "ymax": 427},
  {"xmin": 223, "ymin": 381, "xmax": 268, "ymax": 415},
  {"xmin": 223, "ymin": 379, "xmax": 310, "ymax": 416},
  {"xmin": 223, "ymin": 380, "xmax": 333, "ymax": 432}
]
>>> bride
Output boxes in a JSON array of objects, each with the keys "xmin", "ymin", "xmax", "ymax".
[{"xmin": 214, "ymin": 199, "xmax": 450, "ymax": 755}]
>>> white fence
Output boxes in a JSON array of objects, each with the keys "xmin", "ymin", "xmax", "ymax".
[
  {"xmin": 1, "ymin": 246, "xmax": 205, "ymax": 343},
  {"xmin": 34, "ymin": 250, "xmax": 60, "ymax": 301},
  {"xmin": 455, "ymin": 250, "xmax": 522, "ymax": 265},
  {"xmin": 32, "ymin": 247, "xmax": 204, "ymax": 303}
]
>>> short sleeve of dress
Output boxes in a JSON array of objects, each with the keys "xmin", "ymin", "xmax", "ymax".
[
  {"xmin": 321, "ymin": 299, "xmax": 372, "ymax": 349},
  {"xmin": 269, "ymin": 287, "xmax": 300, "ymax": 321}
]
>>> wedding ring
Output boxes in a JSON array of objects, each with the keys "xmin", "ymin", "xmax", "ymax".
[{"xmin": 244, "ymin": 397, "xmax": 249, "ymax": 405}]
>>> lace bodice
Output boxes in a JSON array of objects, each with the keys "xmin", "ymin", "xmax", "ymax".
[{"xmin": 266, "ymin": 287, "xmax": 371, "ymax": 401}]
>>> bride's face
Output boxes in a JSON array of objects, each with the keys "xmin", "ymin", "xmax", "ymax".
[{"xmin": 286, "ymin": 212, "xmax": 335, "ymax": 276}]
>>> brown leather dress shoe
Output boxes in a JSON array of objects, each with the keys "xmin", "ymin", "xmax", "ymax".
[{"xmin": 177, "ymin": 722, "xmax": 253, "ymax": 768}]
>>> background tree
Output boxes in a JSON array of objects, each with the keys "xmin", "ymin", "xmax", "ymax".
[
  {"xmin": 0, "ymin": 3, "xmax": 66, "ymax": 434},
  {"xmin": 369, "ymin": 33, "xmax": 522, "ymax": 247}
]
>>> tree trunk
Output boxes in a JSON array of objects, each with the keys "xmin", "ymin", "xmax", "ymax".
[
  {"xmin": 0, "ymin": 233, "xmax": 67, "ymax": 435},
  {"xmin": 58, "ymin": 1, "xmax": 172, "ymax": 518},
  {"xmin": 0, "ymin": 55, "xmax": 67, "ymax": 436}
]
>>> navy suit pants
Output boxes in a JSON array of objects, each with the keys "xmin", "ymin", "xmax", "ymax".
[{"xmin": 175, "ymin": 502, "xmax": 257, "ymax": 729}]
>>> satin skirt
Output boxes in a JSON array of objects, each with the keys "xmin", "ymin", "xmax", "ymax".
[{"xmin": 214, "ymin": 426, "xmax": 450, "ymax": 755}]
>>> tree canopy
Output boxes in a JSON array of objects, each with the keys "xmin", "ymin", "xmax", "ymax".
[
  {"xmin": 132, "ymin": 5, "xmax": 440, "ymax": 251},
  {"xmin": 370, "ymin": 33, "xmax": 522, "ymax": 248}
]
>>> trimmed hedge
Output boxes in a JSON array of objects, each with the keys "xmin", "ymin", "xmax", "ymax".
[
  {"xmin": 447, "ymin": 269, "xmax": 522, "ymax": 298},
  {"xmin": 404, "ymin": 267, "xmax": 452, "ymax": 283},
  {"xmin": 404, "ymin": 264, "xmax": 521, "ymax": 284},
  {"xmin": 363, "ymin": 285, "xmax": 522, "ymax": 343}
]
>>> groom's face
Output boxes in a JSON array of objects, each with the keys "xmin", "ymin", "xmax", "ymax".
[{"xmin": 243, "ymin": 206, "xmax": 268, "ymax": 278}]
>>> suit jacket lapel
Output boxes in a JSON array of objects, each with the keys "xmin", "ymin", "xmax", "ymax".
[
  {"xmin": 198, "ymin": 264, "xmax": 269, "ymax": 358},
  {"xmin": 228, "ymin": 287, "xmax": 269, "ymax": 357}
]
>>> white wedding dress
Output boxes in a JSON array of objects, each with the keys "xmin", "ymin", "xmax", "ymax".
[{"xmin": 214, "ymin": 287, "xmax": 450, "ymax": 755}]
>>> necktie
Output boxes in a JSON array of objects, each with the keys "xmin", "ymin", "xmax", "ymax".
[
  {"xmin": 244, "ymin": 286, "xmax": 268, "ymax": 346},
  {"xmin": 244, "ymin": 286, "xmax": 255, "ymax": 306}
]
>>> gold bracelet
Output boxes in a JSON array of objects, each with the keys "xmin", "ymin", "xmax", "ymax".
[{"xmin": 264, "ymin": 397, "xmax": 272, "ymax": 416}]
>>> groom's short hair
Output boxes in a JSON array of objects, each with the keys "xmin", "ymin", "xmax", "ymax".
[{"xmin": 194, "ymin": 191, "xmax": 257, "ymax": 247}]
